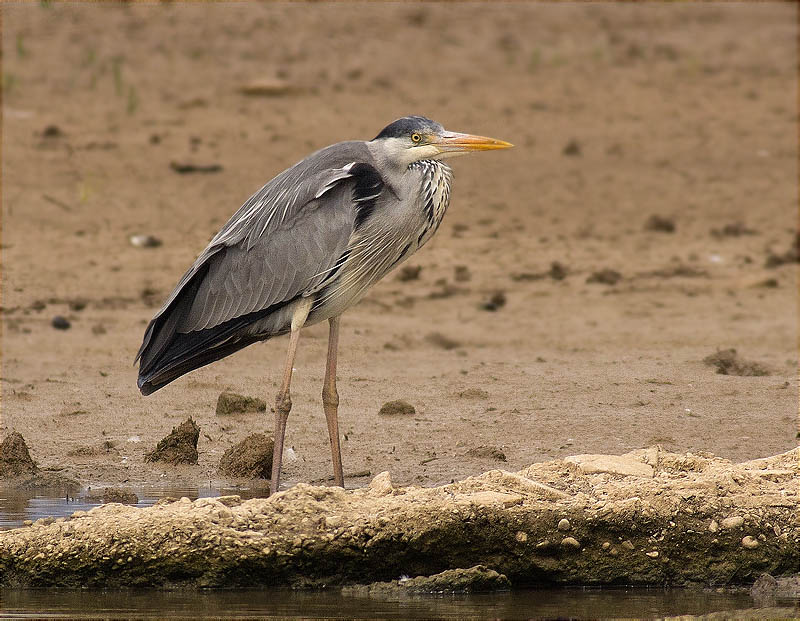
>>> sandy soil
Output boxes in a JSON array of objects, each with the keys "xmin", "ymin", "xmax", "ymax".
[
  {"xmin": 1, "ymin": 3, "xmax": 797, "ymax": 492},
  {"xmin": 2, "ymin": 448, "xmax": 797, "ymax": 589}
]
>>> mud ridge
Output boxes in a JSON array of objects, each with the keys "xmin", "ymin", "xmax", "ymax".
[{"xmin": 0, "ymin": 448, "xmax": 796, "ymax": 589}]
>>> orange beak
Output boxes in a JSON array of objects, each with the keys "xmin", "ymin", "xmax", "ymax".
[{"xmin": 432, "ymin": 132, "xmax": 514, "ymax": 153}]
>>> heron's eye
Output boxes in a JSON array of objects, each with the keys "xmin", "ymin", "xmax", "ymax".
[{"xmin": 411, "ymin": 133, "xmax": 422, "ymax": 143}]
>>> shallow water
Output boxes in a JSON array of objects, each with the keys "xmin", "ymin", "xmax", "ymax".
[
  {"xmin": 0, "ymin": 485, "xmax": 267, "ymax": 530},
  {"xmin": 0, "ymin": 587, "xmax": 764, "ymax": 619}
]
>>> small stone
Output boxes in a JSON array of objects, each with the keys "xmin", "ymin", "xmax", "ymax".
[
  {"xmin": 557, "ymin": 518, "xmax": 571, "ymax": 532},
  {"xmin": 721, "ymin": 516, "xmax": 744, "ymax": 529},
  {"xmin": 622, "ymin": 540, "xmax": 635, "ymax": 550},
  {"xmin": 646, "ymin": 550, "xmax": 659, "ymax": 558},
  {"xmin": 378, "ymin": 400, "xmax": 415, "ymax": 416},
  {"xmin": 466, "ymin": 445, "xmax": 506, "ymax": 461},
  {"xmin": 709, "ymin": 520, "xmax": 719, "ymax": 533},
  {"xmin": 396, "ymin": 265, "xmax": 422, "ymax": 281},
  {"xmin": 515, "ymin": 531, "xmax": 528, "ymax": 543},
  {"xmin": 602, "ymin": 542, "xmax": 611, "ymax": 550},
  {"xmin": 480, "ymin": 291, "xmax": 506, "ymax": 311},
  {"xmin": 215, "ymin": 392, "xmax": 267, "ymax": 416},
  {"xmin": 560, "ymin": 537, "xmax": 580, "ymax": 549},
  {"xmin": 368, "ymin": 471, "xmax": 393, "ymax": 496},
  {"xmin": 51, "ymin": 316, "xmax": 71, "ymax": 330},
  {"xmin": 741, "ymin": 536, "xmax": 760, "ymax": 549},
  {"xmin": 129, "ymin": 234, "xmax": 162, "ymax": 248},
  {"xmin": 324, "ymin": 515, "xmax": 343, "ymax": 529}
]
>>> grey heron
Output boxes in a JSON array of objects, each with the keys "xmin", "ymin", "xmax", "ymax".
[{"xmin": 136, "ymin": 116, "xmax": 512, "ymax": 493}]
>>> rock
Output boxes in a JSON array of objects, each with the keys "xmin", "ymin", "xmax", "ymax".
[
  {"xmin": 453, "ymin": 265, "xmax": 471, "ymax": 282},
  {"xmin": 562, "ymin": 139, "xmax": 581, "ymax": 156},
  {"xmin": 0, "ymin": 432, "xmax": 38, "ymax": 477},
  {"xmin": 480, "ymin": 291, "xmax": 506, "ymax": 311},
  {"xmin": 129, "ymin": 234, "xmax": 162, "ymax": 248},
  {"xmin": 424, "ymin": 332, "xmax": 461, "ymax": 350},
  {"xmin": 561, "ymin": 536, "xmax": 581, "ymax": 549},
  {"xmin": 466, "ymin": 446, "xmax": 506, "ymax": 461},
  {"xmin": 703, "ymin": 349, "xmax": 770, "ymax": 376},
  {"xmin": 586, "ymin": 269, "xmax": 622, "ymax": 285},
  {"xmin": 644, "ymin": 214, "xmax": 675, "ymax": 233},
  {"xmin": 368, "ymin": 471, "xmax": 393, "ymax": 496},
  {"xmin": 709, "ymin": 520, "xmax": 719, "ymax": 532},
  {"xmin": 51, "ymin": 316, "xmax": 71, "ymax": 330},
  {"xmin": 238, "ymin": 78, "xmax": 297, "ymax": 97},
  {"xmin": 169, "ymin": 161, "xmax": 222, "ymax": 174},
  {"xmin": 378, "ymin": 400, "xmax": 415, "ymax": 416},
  {"xmin": 721, "ymin": 515, "xmax": 744, "ymax": 529},
  {"xmin": 145, "ymin": 417, "xmax": 200, "ymax": 465},
  {"xmin": 396, "ymin": 265, "xmax": 422, "ymax": 281},
  {"xmin": 458, "ymin": 388, "xmax": 489, "ymax": 399},
  {"xmin": 565, "ymin": 454, "xmax": 654, "ymax": 478},
  {"xmin": 344, "ymin": 566, "xmax": 510, "ymax": 596},
  {"xmin": 557, "ymin": 518, "xmax": 571, "ymax": 532},
  {"xmin": 549, "ymin": 261, "xmax": 568, "ymax": 280},
  {"xmin": 218, "ymin": 433, "xmax": 273, "ymax": 478},
  {"xmin": 215, "ymin": 392, "xmax": 267, "ymax": 416},
  {"xmin": 741, "ymin": 536, "xmax": 759, "ymax": 549}
]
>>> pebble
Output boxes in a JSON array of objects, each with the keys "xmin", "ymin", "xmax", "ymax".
[
  {"xmin": 741, "ymin": 536, "xmax": 759, "ymax": 549},
  {"xmin": 601, "ymin": 542, "xmax": 610, "ymax": 550},
  {"xmin": 622, "ymin": 540, "xmax": 635, "ymax": 550},
  {"xmin": 560, "ymin": 537, "xmax": 580, "ymax": 549},
  {"xmin": 709, "ymin": 519, "xmax": 719, "ymax": 533},
  {"xmin": 721, "ymin": 516, "xmax": 744, "ymax": 529},
  {"xmin": 557, "ymin": 518, "xmax": 571, "ymax": 532},
  {"xmin": 129, "ymin": 234, "xmax": 162, "ymax": 248},
  {"xmin": 646, "ymin": 551, "xmax": 659, "ymax": 558},
  {"xmin": 515, "ymin": 531, "xmax": 528, "ymax": 543},
  {"xmin": 51, "ymin": 316, "xmax": 71, "ymax": 330}
]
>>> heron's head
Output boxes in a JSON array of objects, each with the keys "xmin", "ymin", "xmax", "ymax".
[{"xmin": 371, "ymin": 116, "xmax": 512, "ymax": 168}]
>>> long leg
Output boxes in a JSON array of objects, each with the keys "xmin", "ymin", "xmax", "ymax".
[
  {"xmin": 322, "ymin": 316, "xmax": 344, "ymax": 487},
  {"xmin": 270, "ymin": 299, "xmax": 312, "ymax": 495}
]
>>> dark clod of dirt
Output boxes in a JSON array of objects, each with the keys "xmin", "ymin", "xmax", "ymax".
[
  {"xmin": 480, "ymin": 291, "xmax": 507, "ymax": 311},
  {"xmin": 216, "ymin": 392, "xmax": 267, "ymax": 416},
  {"xmin": 51, "ymin": 316, "xmax": 71, "ymax": 330},
  {"xmin": 97, "ymin": 488, "xmax": 139, "ymax": 504},
  {"xmin": 765, "ymin": 234, "xmax": 799, "ymax": 268},
  {"xmin": 378, "ymin": 400, "xmax": 416, "ymax": 416},
  {"xmin": 644, "ymin": 214, "xmax": 675, "ymax": 233},
  {"xmin": 562, "ymin": 139, "xmax": 581, "ymax": 156},
  {"xmin": 218, "ymin": 433, "xmax": 274, "ymax": 478},
  {"xmin": 711, "ymin": 222, "xmax": 758, "ymax": 238},
  {"xmin": 586, "ymin": 268, "xmax": 622, "ymax": 285},
  {"xmin": 169, "ymin": 161, "xmax": 223, "ymax": 174},
  {"xmin": 703, "ymin": 348, "xmax": 770, "ymax": 377},
  {"xmin": 145, "ymin": 417, "xmax": 200, "ymax": 465},
  {"xmin": 454, "ymin": 265, "xmax": 471, "ymax": 282},
  {"xmin": 424, "ymin": 332, "xmax": 461, "ymax": 350},
  {"xmin": 549, "ymin": 261, "xmax": 568, "ymax": 280},
  {"xmin": 466, "ymin": 445, "xmax": 507, "ymax": 461},
  {"xmin": 42, "ymin": 125, "xmax": 63, "ymax": 139},
  {"xmin": 0, "ymin": 432, "xmax": 38, "ymax": 478},
  {"xmin": 396, "ymin": 265, "xmax": 422, "ymax": 282},
  {"xmin": 345, "ymin": 566, "xmax": 510, "ymax": 596}
]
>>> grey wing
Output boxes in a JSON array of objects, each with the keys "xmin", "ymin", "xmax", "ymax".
[
  {"xmin": 180, "ymin": 185, "xmax": 356, "ymax": 332},
  {"xmin": 136, "ymin": 141, "xmax": 377, "ymax": 365}
]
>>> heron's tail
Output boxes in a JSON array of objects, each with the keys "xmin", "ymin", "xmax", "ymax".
[{"xmin": 136, "ymin": 292, "xmax": 293, "ymax": 395}]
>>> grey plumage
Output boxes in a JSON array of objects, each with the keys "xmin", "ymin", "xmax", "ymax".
[
  {"xmin": 137, "ymin": 126, "xmax": 455, "ymax": 395},
  {"xmin": 135, "ymin": 116, "xmax": 511, "ymax": 492}
]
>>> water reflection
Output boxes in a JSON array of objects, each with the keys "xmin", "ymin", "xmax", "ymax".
[
  {"xmin": 0, "ymin": 587, "xmax": 762, "ymax": 619},
  {"xmin": 0, "ymin": 485, "xmax": 269, "ymax": 530}
]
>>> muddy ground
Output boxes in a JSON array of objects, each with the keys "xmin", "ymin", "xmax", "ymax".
[
  {"xmin": 1, "ymin": 448, "xmax": 797, "ymax": 591},
  {"xmin": 1, "ymin": 4, "xmax": 798, "ymax": 496}
]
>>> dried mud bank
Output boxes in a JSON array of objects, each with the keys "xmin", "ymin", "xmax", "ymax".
[{"xmin": 0, "ymin": 448, "xmax": 797, "ymax": 589}]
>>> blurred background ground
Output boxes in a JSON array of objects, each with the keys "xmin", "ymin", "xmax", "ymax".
[{"xmin": 1, "ymin": 2, "xmax": 797, "ymax": 490}]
